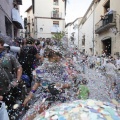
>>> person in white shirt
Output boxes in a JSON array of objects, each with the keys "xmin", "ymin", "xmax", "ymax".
[
  {"xmin": 96, "ymin": 56, "xmax": 101, "ymax": 67},
  {"xmin": 39, "ymin": 46, "xmax": 45, "ymax": 57},
  {"xmin": 104, "ymin": 60, "xmax": 117, "ymax": 91},
  {"xmin": 116, "ymin": 58, "xmax": 120, "ymax": 70},
  {"xmin": 106, "ymin": 8, "xmax": 113, "ymax": 15},
  {"xmin": 41, "ymin": 39, "xmax": 44, "ymax": 47}
]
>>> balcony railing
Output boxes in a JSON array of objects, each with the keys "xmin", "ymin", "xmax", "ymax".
[
  {"xmin": 51, "ymin": 11, "xmax": 62, "ymax": 19},
  {"xmin": 95, "ymin": 11, "xmax": 116, "ymax": 34},
  {"xmin": 53, "ymin": 2, "xmax": 58, "ymax": 5},
  {"xmin": 12, "ymin": 8, "xmax": 24, "ymax": 29},
  {"xmin": 51, "ymin": 26, "xmax": 61, "ymax": 33}
]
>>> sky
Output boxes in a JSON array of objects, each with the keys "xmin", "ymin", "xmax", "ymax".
[
  {"xmin": 20, "ymin": 0, "xmax": 93, "ymax": 23},
  {"xmin": 20, "ymin": 0, "xmax": 32, "ymax": 18},
  {"xmin": 65, "ymin": 0, "xmax": 93, "ymax": 23}
]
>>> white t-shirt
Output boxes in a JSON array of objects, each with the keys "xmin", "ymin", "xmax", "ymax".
[
  {"xmin": 104, "ymin": 63, "xmax": 117, "ymax": 75},
  {"xmin": 40, "ymin": 48, "xmax": 44, "ymax": 56},
  {"xmin": 116, "ymin": 59, "xmax": 120, "ymax": 65},
  {"xmin": 73, "ymin": 56, "xmax": 77, "ymax": 63},
  {"xmin": 41, "ymin": 41, "xmax": 44, "ymax": 47},
  {"xmin": 97, "ymin": 57, "xmax": 100, "ymax": 63},
  {"xmin": 103, "ymin": 58, "xmax": 108, "ymax": 65}
]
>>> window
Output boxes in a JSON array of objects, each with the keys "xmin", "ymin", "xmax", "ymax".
[
  {"xmin": 53, "ymin": 0, "xmax": 58, "ymax": 5},
  {"xmin": 89, "ymin": 48, "xmax": 93, "ymax": 52},
  {"xmin": 32, "ymin": 18, "xmax": 34, "ymax": 26},
  {"xmin": 53, "ymin": 8, "xmax": 59, "ymax": 18},
  {"xmin": 82, "ymin": 35, "xmax": 85, "ymax": 46},
  {"xmin": 24, "ymin": 18, "xmax": 27, "ymax": 29},
  {"xmin": 5, "ymin": 16, "xmax": 12, "ymax": 37},
  {"xmin": 53, "ymin": 21, "xmax": 59, "ymax": 27},
  {"xmin": 53, "ymin": 8, "xmax": 59, "ymax": 12},
  {"xmin": 103, "ymin": 0, "xmax": 110, "ymax": 14},
  {"xmin": 40, "ymin": 28, "xmax": 43, "ymax": 31}
]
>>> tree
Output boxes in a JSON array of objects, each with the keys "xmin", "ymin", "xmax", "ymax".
[{"xmin": 52, "ymin": 31, "xmax": 65, "ymax": 41}]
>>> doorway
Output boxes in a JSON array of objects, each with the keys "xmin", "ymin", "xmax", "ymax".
[{"xmin": 102, "ymin": 38, "xmax": 111, "ymax": 56}]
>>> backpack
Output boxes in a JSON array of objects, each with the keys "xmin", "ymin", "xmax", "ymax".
[
  {"xmin": 18, "ymin": 46, "xmax": 35, "ymax": 67},
  {"xmin": 48, "ymin": 83, "xmax": 60, "ymax": 95}
]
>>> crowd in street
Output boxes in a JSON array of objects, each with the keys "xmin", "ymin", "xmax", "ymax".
[{"xmin": 0, "ymin": 36, "xmax": 120, "ymax": 120}]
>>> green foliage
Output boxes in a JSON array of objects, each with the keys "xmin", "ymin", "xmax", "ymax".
[{"xmin": 52, "ymin": 31, "xmax": 65, "ymax": 41}]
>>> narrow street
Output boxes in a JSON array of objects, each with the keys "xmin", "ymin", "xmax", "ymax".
[{"xmin": 0, "ymin": 0, "xmax": 120, "ymax": 120}]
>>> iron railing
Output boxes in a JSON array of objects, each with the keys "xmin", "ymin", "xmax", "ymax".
[
  {"xmin": 51, "ymin": 11, "xmax": 62, "ymax": 19},
  {"xmin": 95, "ymin": 11, "xmax": 116, "ymax": 34}
]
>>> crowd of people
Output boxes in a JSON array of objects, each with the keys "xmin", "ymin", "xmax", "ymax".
[{"xmin": 0, "ymin": 36, "xmax": 120, "ymax": 120}]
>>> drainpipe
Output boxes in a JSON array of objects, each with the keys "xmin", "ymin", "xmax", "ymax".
[
  {"xmin": 116, "ymin": 14, "xmax": 120, "ymax": 34},
  {"xmin": 78, "ymin": 26, "xmax": 79, "ymax": 49},
  {"xmin": 93, "ymin": 2, "xmax": 95, "ymax": 55}
]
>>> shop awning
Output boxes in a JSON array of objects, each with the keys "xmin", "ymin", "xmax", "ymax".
[{"xmin": 12, "ymin": 8, "xmax": 24, "ymax": 29}]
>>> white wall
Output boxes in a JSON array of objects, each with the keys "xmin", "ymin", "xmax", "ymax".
[
  {"xmin": 35, "ymin": 18, "xmax": 65, "ymax": 38},
  {"xmin": 34, "ymin": 0, "xmax": 65, "ymax": 38},
  {"xmin": 35, "ymin": 0, "xmax": 65, "ymax": 18},
  {"xmin": 79, "ymin": 10, "xmax": 94, "ymax": 55},
  {"xmin": 73, "ymin": 18, "xmax": 82, "ymax": 47}
]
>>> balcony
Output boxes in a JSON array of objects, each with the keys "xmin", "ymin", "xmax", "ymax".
[
  {"xmin": 12, "ymin": 8, "xmax": 24, "ymax": 29},
  {"xmin": 95, "ymin": 11, "xmax": 116, "ymax": 34},
  {"xmin": 53, "ymin": 2, "xmax": 58, "ymax": 5},
  {"xmin": 51, "ymin": 26, "xmax": 61, "ymax": 33},
  {"xmin": 51, "ymin": 11, "xmax": 62, "ymax": 19}
]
